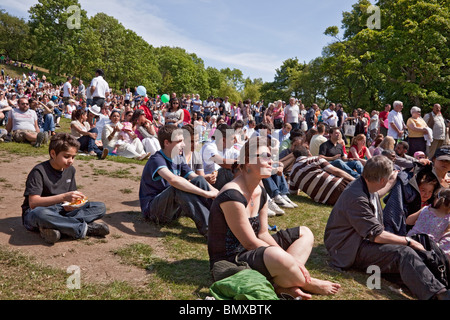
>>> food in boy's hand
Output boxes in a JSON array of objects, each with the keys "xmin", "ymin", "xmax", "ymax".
[{"xmin": 62, "ymin": 197, "xmax": 88, "ymax": 207}]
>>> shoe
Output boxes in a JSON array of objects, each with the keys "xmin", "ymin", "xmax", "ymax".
[
  {"xmin": 34, "ymin": 132, "xmax": 44, "ymax": 148},
  {"xmin": 136, "ymin": 152, "xmax": 151, "ymax": 161},
  {"xmin": 39, "ymin": 227, "xmax": 61, "ymax": 244},
  {"xmin": 55, "ymin": 123, "xmax": 61, "ymax": 128},
  {"xmin": 43, "ymin": 131, "xmax": 50, "ymax": 144},
  {"xmin": 273, "ymin": 194, "xmax": 294, "ymax": 208},
  {"xmin": 86, "ymin": 222, "xmax": 110, "ymax": 237},
  {"xmin": 267, "ymin": 207, "xmax": 276, "ymax": 217},
  {"xmin": 88, "ymin": 150, "xmax": 97, "ymax": 156},
  {"xmin": 282, "ymin": 194, "xmax": 298, "ymax": 208},
  {"xmin": 268, "ymin": 198, "xmax": 285, "ymax": 215},
  {"xmin": 100, "ymin": 148, "xmax": 108, "ymax": 160}
]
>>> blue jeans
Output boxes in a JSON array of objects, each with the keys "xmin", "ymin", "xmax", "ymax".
[
  {"xmin": 330, "ymin": 159, "xmax": 363, "ymax": 178},
  {"xmin": 78, "ymin": 127, "xmax": 103, "ymax": 157},
  {"xmin": 262, "ymin": 174, "xmax": 289, "ymax": 198},
  {"xmin": 40, "ymin": 113, "xmax": 55, "ymax": 133},
  {"xmin": 142, "ymin": 176, "xmax": 213, "ymax": 236},
  {"xmin": 23, "ymin": 202, "xmax": 106, "ymax": 239}
]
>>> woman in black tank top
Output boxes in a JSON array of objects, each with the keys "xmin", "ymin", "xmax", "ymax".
[{"xmin": 207, "ymin": 136, "xmax": 341, "ymax": 299}]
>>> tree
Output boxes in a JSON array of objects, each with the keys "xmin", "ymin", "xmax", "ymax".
[
  {"xmin": 28, "ymin": 0, "xmax": 88, "ymax": 75},
  {"xmin": 323, "ymin": 0, "xmax": 450, "ymax": 112},
  {"xmin": 155, "ymin": 46, "xmax": 209, "ymax": 97},
  {"xmin": 0, "ymin": 10, "xmax": 35, "ymax": 62}
]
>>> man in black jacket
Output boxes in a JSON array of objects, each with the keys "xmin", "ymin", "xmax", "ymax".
[{"xmin": 324, "ymin": 155, "xmax": 450, "ymax": 300}]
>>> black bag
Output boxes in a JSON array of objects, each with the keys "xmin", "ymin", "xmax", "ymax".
[{"xmin": 411, "ymin": 233, "xmax": 450, "ymax": 289}]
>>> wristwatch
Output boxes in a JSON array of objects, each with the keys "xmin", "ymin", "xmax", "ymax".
[{"xmin": 405, "ymin": 237, "xmax": 412, "ymax": 246}]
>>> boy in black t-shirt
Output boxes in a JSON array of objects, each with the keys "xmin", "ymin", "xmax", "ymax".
[{"xmin": 22, "ymin": 133, "xmax": 109, "ymax": 244}]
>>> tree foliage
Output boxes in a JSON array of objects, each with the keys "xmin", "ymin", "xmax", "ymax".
[{"xmin": 0, "ymin": 0, "xmax": 447, "ymax": 110}]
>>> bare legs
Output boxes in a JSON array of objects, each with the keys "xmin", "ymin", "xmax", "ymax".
[{"xmin": 264, "ymin": 226, "xmax": 341, "ymax": 299}]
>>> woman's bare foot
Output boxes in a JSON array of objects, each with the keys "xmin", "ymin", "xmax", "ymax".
[
  {"xmin": 274, "ymin": 286, "xmax": 312, "ymax": 300},
  {"xmin": 302, "ymin": 278, "xmax": 341, "ymax": 295}
]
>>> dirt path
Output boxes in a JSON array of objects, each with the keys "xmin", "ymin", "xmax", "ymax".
[{"xmin": 0, "ymin": 151, "xmax": 167, "ymax": 287}]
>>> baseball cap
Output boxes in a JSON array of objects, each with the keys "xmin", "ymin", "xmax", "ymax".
[{"xmin": 434, "ymin": 145, "xmax": 450, "ymax": 161}]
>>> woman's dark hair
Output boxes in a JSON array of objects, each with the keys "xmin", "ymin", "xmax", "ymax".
[
  {"xmin": 432, "ymin": 188, "xmax": 450, "ymax": 210},
  {"xmin": 131, "ymin": 109, "xmax": 145, "ymax": 125},
  {"xmin": 72, "ymin": 108, "xmax": 86, "ymax": 121},
  {"xmin": 236, "ymin": 136, "xmax": 272, "ymax": 171},
  {"xmin": 109, "ymin": 109, "xmax": 120, "ymax": 119},
  {"xmin": 418, "ymin": 171, "xmax": 440, "ymax": 205},
  {"xmin": 168, "ymin": 98, "xmax": 180, "ymax": 112}
]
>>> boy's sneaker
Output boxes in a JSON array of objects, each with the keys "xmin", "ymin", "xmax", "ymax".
[
  {"xmin": 39, "ymin": 227, "xmax": 61, "ymax": 244},
  {"xmin": 34, "ymin": 132, "xmax": 45, "ymax": 148},
  {"xmin": 273, "ymin": 194, "xmax": 294, "ymax": 208},
  {"xmin": 282, "ymin": 194, "xmax": 298, "ymax": 208},
  {"xmin": 86, "ymin": 222, "xmax": 110, "ymax": 237},
  {"xmin": 268, "ymin": 198, "xmax": 285, "ymax": 215},
  {"xmin": 267, "ymin": 207, "xmax": 276, "ymax": 217}
]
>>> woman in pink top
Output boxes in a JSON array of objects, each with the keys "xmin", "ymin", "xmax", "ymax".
[{"xmin": 273, "ymin": 100, "xmax": 285, "ymax": 129}]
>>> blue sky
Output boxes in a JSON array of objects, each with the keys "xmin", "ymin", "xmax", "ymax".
[{"xmin": 2, "ymin": 0, "xmax": 358, "ymax": 82}]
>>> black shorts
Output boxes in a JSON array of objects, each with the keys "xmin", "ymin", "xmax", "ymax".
[{"xmin": 235, "ymin": 227, "xmax": 300, "ymax": 279}]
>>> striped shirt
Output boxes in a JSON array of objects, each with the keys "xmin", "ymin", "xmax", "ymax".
[{"xmin": 289, "ymin": 156, "xmax": 348, "ymax": 205}]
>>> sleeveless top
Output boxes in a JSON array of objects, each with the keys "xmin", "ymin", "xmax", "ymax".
[
  {"xmin": 348, "ymin": 145, "xmax": 367, "ymax": 159},
  {"xmin": 207, "ymin": 187, "xmax": 267, "ymax": 269}
]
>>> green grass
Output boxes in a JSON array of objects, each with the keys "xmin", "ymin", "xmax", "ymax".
[{"xmin": 0, "ymin": 111, "xmax": 414, "ymax": 300}]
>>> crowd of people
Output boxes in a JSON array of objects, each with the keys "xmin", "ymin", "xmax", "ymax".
[{"xmin": 1, "ymin": 68, "xmax": 450, "ymax": 300}]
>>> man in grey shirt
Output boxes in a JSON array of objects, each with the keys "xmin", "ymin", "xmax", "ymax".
[{"xmin": 324, "ymin": 155, "xmax": 450, "ymax": 300}]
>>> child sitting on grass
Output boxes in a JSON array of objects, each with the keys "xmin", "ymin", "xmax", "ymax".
[
  {"xmin": 21, "ymin": 132, "xmax": 110, "ymax": 244},
  {"xmin": 407, "ymin": 188, "xmax": 450, "ymax": 262}
]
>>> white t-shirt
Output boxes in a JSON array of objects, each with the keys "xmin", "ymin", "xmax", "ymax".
[
  {"xmin": 322, "ymin": 108, "xmax": 338, "ymax": 127},
  {"xmin": 201, "ymin": 141, "xmax": 221, "ymax": 174},
  {"xmin": 387, "ymin": 110, "xmax": 404, "ymax": 139},
  {"xmin": 63, "ymin": 81, "xmax": 72, "ymax": 97},
  {"xmin": 369, "ymin": 114, "xmax": 379, "ymax": 131},
  {"xmin": 9, "ymin": 108, "xmax": 37, "ymax": 131},
  {"xmin": 309, "ymin": 134, "xmax": 328, "ymax": 157},
  {"xmin": 370, "ymin": 193, "xmax": 380, "ymax": 220},
  {"xmin": 90, "ymin": 76, "xmax": 110, "ymax": 99},
  {"xmin": 285, "ymin": 104, "xmax": 300, "ymax": 123}
]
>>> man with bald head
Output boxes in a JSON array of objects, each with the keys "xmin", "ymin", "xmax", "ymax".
[{"xmin": 423, "ymin": 104, "xmax": 447, "ymax": 158}]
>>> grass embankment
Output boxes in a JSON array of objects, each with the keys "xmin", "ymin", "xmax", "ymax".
[{"xmin": 0, "ymin": 64, "xmax": 412, "ymax": 300}]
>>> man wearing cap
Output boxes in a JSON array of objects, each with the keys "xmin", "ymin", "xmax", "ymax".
[
  {"xmin": 90, "ymin": 69, "xmax": 110, "ymax": 108},
  {"xmin": 433, "ymin": 146, "xmax": 450, "ymax": 188},
  {"xmin": 88, "ymin": 105, "xmax": 110, "ymax": 139}
]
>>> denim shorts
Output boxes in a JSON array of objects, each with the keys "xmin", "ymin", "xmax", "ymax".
[{"xmin": 235, "ymin": 227, "xmax": 300, "ymax": 279}]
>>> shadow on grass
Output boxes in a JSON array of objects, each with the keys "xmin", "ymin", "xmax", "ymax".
[
  {"xmin": 147, "ymin": 257, "xmax": 212, "ymax": 296},
  {"xmin": 106, "ymin": 210, "xmax": 206, "ymax": 245},
  {"xmin": 309, "ymin": 243, "xmax": 413, "ymax": 300}
]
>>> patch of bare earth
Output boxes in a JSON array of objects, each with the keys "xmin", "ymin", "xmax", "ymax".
[{"xmin": 0, "ymin": 151, "xmax": 168, "ymax": 287}]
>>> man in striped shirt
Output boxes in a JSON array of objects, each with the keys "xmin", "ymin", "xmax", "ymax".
[{"xmin": 289, "ymin": 146, "xmax": 355, "ymax": 206}]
